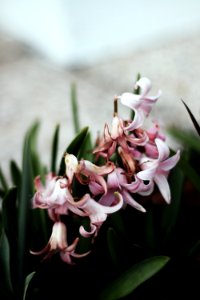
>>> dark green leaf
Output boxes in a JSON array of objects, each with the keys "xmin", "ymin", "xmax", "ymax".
[
  {"xmin": 107, "ymin": 227, "xmax": 122, "ymax": 270},
  {"xmin": 179, "ymin": 156, "xmax": 200, "ymax": 193},
  {"xmin": 71, "ymin": 82, "xmax": 80, "ymax": 134},
  {"xmin": 77, "ymin": 131, "xmax": 93, "ymax": 161},
  {"xmin": 181, "ymin": 99, "xmax": 200, "ymax": 136},
  {"xmin": 58, "ymin": 126, "xmax": 89, "ymax": 176},
  {"xmin": 28, "ymin": 121, "xmax": 44, "ymax": 177},
  {"xmin": 0, "ymin": 165, "xmax": 8, "ymax": 193},
  {"xmin": 17, "ymin": 132, "xmax": 34, "ymax": 299},
  {"xmin": 23, "ymin": 271, "xmax": 35, "ymax": 300},
  {"xmin": 168, "ymin": 127, "xmax": 200, "ymax": 153},
  {"xmin": 99, "ymin": 256, "xmax": 170, "ymax": 300},
  {"xmin": 0, "ymin": 231, "xmax": 13, "ymax": 296},
  {"xmin": 10, "ymin": 160, "xmax": 21, "ymax": 187},
  {"xmin": 50, "ymin": 124, "xmax": 60, "ymax": 173},
  {"xmin": 2, "ymin": 188, "xmax": 18, "ymax": 238}
]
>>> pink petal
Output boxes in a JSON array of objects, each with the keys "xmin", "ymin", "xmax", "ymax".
[
  {"xmin": 160, "ymin": 150, "xmax": 180, "ymax": 171},
  {"xmin": 155, "ymin": 138, "xmax": 170, "ymax": 161},
  {"xmin": 135, "ymin": 77, "xmax": 152, "ymax": 96},
  {"xmin": 122, "ymin": 190, "xmax": 146, "ymax": 212},
  {"xmin": 119, "ymin": 93, "xmax": 141, "ymax": 109},
  {"xmin": 79, "ymin": 224, "xmax": 97, "ymax": 237},
  {"xmin": 154, "ymin": 174, "xmax": 171, "ymax": 204}
]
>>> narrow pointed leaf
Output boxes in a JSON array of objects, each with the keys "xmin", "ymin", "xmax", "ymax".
[
  {"xmin": 71, "ymin": 82, "xmax": 80, "ymax": 134},
  {"xmin": 0, "ymin": 165, "xmax": 8, "ymax": 193},
  {"xmin": 0, "ymin": 231, "xmax": 13, "ymax": 295},
  {"xmin": 77, "ymin": 131, "xmax": 93, "ymax": 161},
  {"xmin": 182, "ymin": 99, "xmax": 200, "ymax": 136},
  {"xmin": 50, "ymin": 124, "xmax": 60, "ymax": 173},
  {"xmin": 23, "ymin": 271, "xmax": 35, "ymax": 300},
  {"xmin": 58, "ymin": 126, "xmax": 89, "ymax": 175},
  {"xmin": 10, "ymin": 160, "xmax": 21, "ymax": 187},
  {"xmin": 17, "ymin": 133, "xmax": 34, "ymax": 299},
  {"xmin": 99, "ymin": 256, "xmax": 170, "ymax": 300}
]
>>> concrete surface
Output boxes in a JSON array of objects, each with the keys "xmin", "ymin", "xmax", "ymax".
[{"xmin": 1, "ymin": 31, "xmax": 200, "ymax": 180}]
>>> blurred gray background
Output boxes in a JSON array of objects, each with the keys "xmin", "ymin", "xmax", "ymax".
[{"xmin": 1, "ymin": 0, "xmax": 200, "ymax": 177}]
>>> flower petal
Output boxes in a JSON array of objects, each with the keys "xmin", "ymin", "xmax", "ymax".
[{"xmin": 154, "ymin": 174, "xmax": 171, "ymax": 204}]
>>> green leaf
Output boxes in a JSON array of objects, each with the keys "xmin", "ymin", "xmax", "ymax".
[
  {"xmin": 17, "ymin": 132, "xmax": 34, "ymax": 299},
  {"xmin": 99, "ymin": 256, "xmax": 170, "ymax": 300},
  {"xmin": 0, "ymin": 165, "xmax": 8, "ymax": 193},
  {"xmin": 10, "ymin": 160, "xmax": 21, "ymax": 187},
  {"xmin": 179, "ymin": 155, "xmax": 200, "ymax": 193},
  {"xmin": 50, "ymin": 124, "xmax": 60, "ymax": 173},
  {"xmin": 107, "ymin": 227, "xmax": 122, "ymax": 270},
  {"xmin": 28, "ymin": 121, "xmax": 44, "ymax": 177},
  {"xmin": 77, "ymin": 131, "xmax": 93, "ymax": 161},
  {"xmin": 71, "ymin": 82, "xmax": 80, "ymax": 134},
  {"xmin": 0, "ymin": 231, "xmax": 13, "ymax": 296},
  {"xmin": 58, "ymin": 126, "xmax": 89, "ymax": 176},
  {"xmin": 168, "ymin": 127, "xmax": 200, "ymax": 153},
  {"xmin": 2, "ymin": 188, "xmax": 18, "ymax": 238},
  {"xmin": 181, "ymin": 100, "xmax": 200, "ymax": 136},
  {"xmin": 23, "ymin": 271, "xmax": 35, "ymax": 300}
]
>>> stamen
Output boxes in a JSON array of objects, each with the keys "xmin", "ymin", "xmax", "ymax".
[{"xmin": 113, "ymin": 96, "xmax": 118, "ymax": 116}]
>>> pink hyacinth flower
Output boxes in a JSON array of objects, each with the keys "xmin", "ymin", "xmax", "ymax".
[
  {"xmin": 30, "ymin": 221, "xmax": 88, "ymax": 264},
  {"xmin": 137, "ymin": 138, "xmax": 180, "ymax": 203},
  {"xmin": 119, "ymin": 77, "xmax": 162, "ymax": 130}
]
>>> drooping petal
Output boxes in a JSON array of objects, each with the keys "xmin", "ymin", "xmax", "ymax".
[
  {"xmin": 119, "ymin": 92, "xmax": 141, "ymax": 110},
  {"xmin": 154, "ymin": 174, "xmax": 171, "ymax": 204},
  {"xmin": 135, "ymin": 77, "xmax": 152, "ymax": 96},
  {"xmin": 122, "ymin": 190, "xmax": 146, "ymax": 212}
]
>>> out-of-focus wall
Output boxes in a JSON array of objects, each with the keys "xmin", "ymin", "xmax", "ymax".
[{"xmin": 0, "ymin": 0, "xmax": 200, "ymax": 67}]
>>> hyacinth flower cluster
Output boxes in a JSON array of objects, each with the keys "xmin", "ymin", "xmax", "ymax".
[{"xmin": 31, "ymin": 77, "xmax": 180, "ymax": 265}]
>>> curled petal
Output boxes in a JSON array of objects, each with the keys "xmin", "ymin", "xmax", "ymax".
[
  {"xmin": 155, "ymin": 138, "xmax": 170, "ymax": 161},
  {"xmin": 135, "ymin": 77, "xmax": 152, "ymax": 96},
  {"xmin": 80, "ymin": 160, "xmax": 115, "ymax": 175},
  {"xmin": 79, "ymin": 224, "xmax": 97, "ymax": 237}
]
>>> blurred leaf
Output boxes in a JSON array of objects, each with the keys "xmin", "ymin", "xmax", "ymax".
[
  {"xmin": 0, "ymin": 165, "xmax": 8, "ymax": 193},
  {"xmin": 23, "ymin": 271, "xmax": 35, "ymax": 300},
  {"xmin": 71, "ymin": 82, "xmax": 80, "ymax": 134},
  {"xmin": 168, "ymin": 127, "xmax": 200, "ymax": 153},
  {"xmin": 77, "ymin": 131, "xmax": 93, "ymax": 161},
  {"xmin": 10, "ymin": 160, "xmax": 21, "ymax": 187},
  {"xmin": 28, "ymin": 121, "xmax": 46, "ymax": 178},
  {"xmin": 2, "ymin": 188, "xmax": 18, "ymax": 295},
  {"xmin": 179, "ymin": 155, "xmax": 200, "ymax": 193},
  {"xmin": 2, "ymin": 188, "xmax": 18, "ymax": 239},
  {"xmin": 58, "ymin": 126, "xmax": 89, "ymax": 176},
  {"xmin": 144, "ymin": 208, "xmax": 157, "ymax": 252},
  {"xmin": 0, "ymin": 231, "xmax": 13, "ymax": 296},
  {"xmin": 99, "ymin": 256, "xmax": 170, "ymax": 300},
  {"xmin": 17, "ymin": 132, "xmax": 34, "ymax": 299},
  {"xmin": 182, "ymin": 100, "xmax": 200, "ymax": 136},
  {"xmin": 50, "ymin": 124, "xmax": 60, "ymax": 173},
  {"xmin": 161, "ymin": 165, "xmax": 184, "ymax": 243},
  {"xmin": 107, "ymin": 227, "xmax": 122, "ymax": 270}
]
